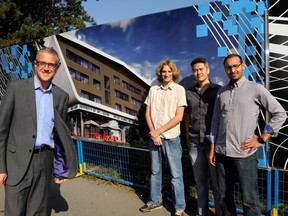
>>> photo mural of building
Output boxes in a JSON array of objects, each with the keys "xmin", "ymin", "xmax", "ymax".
[
  {"xmin": 74, "ymin": 0, "xmax": 271, "ymax": 166},
  {"xmin": 44, "ymin": 34, "xmax": 150, "ymax": 143},
  {"xmin": 0, "ymin": 0, "xmax": 287, "ymax": 169}
]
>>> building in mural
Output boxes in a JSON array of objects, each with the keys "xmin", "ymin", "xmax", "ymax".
[{"xmin": 45, "ymin": 34, "xmax": 150, "ymax": 143}]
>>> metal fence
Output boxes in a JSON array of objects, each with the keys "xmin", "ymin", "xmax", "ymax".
[{"xmin": 75, "ymin": 139, "xmax": 288, "ymax": 215}]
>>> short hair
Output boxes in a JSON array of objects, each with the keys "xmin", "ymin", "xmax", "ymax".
[
  {"xmin": 155, "ymin": 60, "xmax": 180, "ymax": 83},
  {"xmin": 36, "ymin": 47, "xmax": 60, "ymax": 64},
  {"xmin": 191, "ymin": 57, "xmax": 209, "ymax": 68},
  {"xmin": 223, "ymin": 54, "xmax": 243, "ymax": 66}
]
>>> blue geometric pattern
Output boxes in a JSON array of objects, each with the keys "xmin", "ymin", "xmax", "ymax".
[
  {"xmin": 196, "ymin": 0, "xmax": 268, "ymax": 168},
  {"xmin": 196, "ymin": 0, "xmax": 267, "ymax": 84},
  {"xmin": 0, "ymin": 44, "xmax": 34, "ymax": 97},
  {"xmin": 1, "ymin": 45, "xmax": 33, "ymax": 75},
  {"xmin": 196, "ymin": 24, "xmax": 208, "ymax": 37}
]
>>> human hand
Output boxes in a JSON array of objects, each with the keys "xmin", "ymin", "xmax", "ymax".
[
  {"xmin": 0, "ymin": 173, "xmax": 8, "ymax": 187},
  {"xmin": 54, "ymin": 178, "xmax": 65, "ymax": 184},
  {"xmin": 240, "ymin": 135, "xmax": 262, "ymax": 154},
  {"xmin": 209, "ymin": 144, "xmax": 216, "ymax": 166},
  {"xmin": 153, "ymin": 136, "xmax": 162, "ymax": 146},
  {"xmin": 149, "ymin": 129, "xmax": 161, "ymax": 140}
]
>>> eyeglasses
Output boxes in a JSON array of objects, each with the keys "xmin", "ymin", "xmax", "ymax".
[
  {"xmin": 35, "ymin": 60, "xmax": 59, "ymax": 69},
  {"xmin": 225, "ymin": 63, "xmax": 242, "ymax": 71}
]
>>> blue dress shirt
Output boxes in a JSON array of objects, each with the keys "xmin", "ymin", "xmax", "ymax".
[{"xmin": 34, "ymin": 76, "xmax": 55, "ymax": 148}]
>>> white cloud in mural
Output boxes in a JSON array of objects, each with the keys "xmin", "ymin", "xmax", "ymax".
[
  {"xmin": 109, "ymin": 19, "xmax": 135, "ymax": 32},
  {"xmin": 213, "ymin": 76, "xmax": 226, "ymax": 86},
  {"xmin": 134, "ymin": 46, "xmax": 143, "ymax": 54},
  {"xmin": 129, "ymin": 61, "xmax": 156, "ymax": 85}
]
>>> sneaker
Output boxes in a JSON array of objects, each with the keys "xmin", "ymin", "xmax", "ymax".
[
  {"xmin": 174, "ymin": 209, "xmax": 185, "ymax": 216},
  {"xmin": 139, "ymin": 202, "xmax": 163, "ymax": 212}
]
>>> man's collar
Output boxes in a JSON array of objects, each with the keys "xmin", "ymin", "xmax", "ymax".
[
  {"xmin": 160, "ymin": 81, "xmax": 175, "ymax": 90},
  {"xmin": 191, "ymin": 80, "xmax": 218, "ymax": 91},
  {"xmin": 229, "ymin": 76, "xmax": 246, "ymax": 89},
  {"xmin": 34, "ymin": 76, "xmax": 52, "ymax": 91}
]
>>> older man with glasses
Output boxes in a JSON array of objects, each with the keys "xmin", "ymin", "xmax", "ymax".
[{"xmin": 0, "ymin": 47, "xmax": 78, "ymax": 216}]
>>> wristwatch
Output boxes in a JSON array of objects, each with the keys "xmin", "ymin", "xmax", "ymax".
[{"xmin": 257, "ymin": 137, "xmax": 266, "ymax": 143}]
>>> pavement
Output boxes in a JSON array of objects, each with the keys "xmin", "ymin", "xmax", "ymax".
[{"xmin": 0, "ymin": 175, "xmax": 198, "ymax": 216}]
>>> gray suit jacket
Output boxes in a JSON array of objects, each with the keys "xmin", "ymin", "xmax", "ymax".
[{"xmin": 0, "ymin": 77, "xmax": 77, "ymax": 186}]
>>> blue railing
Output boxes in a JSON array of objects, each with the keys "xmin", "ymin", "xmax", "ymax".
[{"xmin": 74, "ymin": 138, "xmax": 288, "ymax": 215}]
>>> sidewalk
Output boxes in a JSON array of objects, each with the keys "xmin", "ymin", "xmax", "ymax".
[{"xmin": 0, "ymin": 176, "xmax": 197, "ymax": 216}]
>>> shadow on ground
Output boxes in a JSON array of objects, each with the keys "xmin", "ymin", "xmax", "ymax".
[{"xmin": 48, "ymin": 180, "xmax": 69, "ymax": 215}]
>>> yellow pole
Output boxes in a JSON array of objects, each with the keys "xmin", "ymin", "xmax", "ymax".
[{"xmin": 271, "ymin": 208, "xmax": 277, "ymax": 216}]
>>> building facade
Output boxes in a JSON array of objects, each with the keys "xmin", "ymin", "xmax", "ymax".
[{"xmin": 45, "ymin": 34, "xmax": 150, "ymax": 143}]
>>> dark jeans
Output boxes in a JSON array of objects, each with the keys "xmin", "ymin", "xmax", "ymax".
[
  {"xmin": 189, "ymin": 143, "xmax": 220, "ymax": 216},
  {"xmin": 216, "ymin": 153, "xmax": 261, "ymax": 216}
]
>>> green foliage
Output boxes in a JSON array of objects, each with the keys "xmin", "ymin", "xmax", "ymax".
[
  {"xmin": 86, "ymin": 164, "xmax": 121, "ymax": 184},
  {"xmin": 0, "ymin": 0, "xmax": 96, "ymax": 49}
]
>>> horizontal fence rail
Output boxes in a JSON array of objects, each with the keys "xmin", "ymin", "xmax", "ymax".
[{"xmin": 74, "ymin": 139, "xmax": 288, "ymax": 215}]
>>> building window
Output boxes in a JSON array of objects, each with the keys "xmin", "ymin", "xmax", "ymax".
[
  {"xmin": 115, "ymin": 103, "xmax": 122, "ymax": 111},
  {"xmin": 93, "ymin": 79, "xmax": 101, "ymax": 89},
  {"xmin": 81, "ymin": 91, "xmax": 89, "ymax": 100},
  {"xmin": 131, "ymin": 97, "xmax": 142, "ymax": 106},
  {"xmin": 115, "ymin": 89, "xmax": 128, "ymax": 101},
  {"xmin": 104, "ymin": 76, "xmax": 110, "ymax": 89},
  {"xmin": 94, "ymin": 96, "xmax": 102, "ymax": 104},
  {"xmin": 122, "ymin": 80, "xmax": 141, "ymax": 95},
  {"xmin": 81, "ymin": 90, "xmax": 102, "ymax": 104},
  {"xmin": 69, "ymin": 67, "xmax": 89, "ymax": 84},
  {"xmin": 113, "ymin": 76, "xmax": 120, "ymax": 85},
  {"xmin": 125, "ymin": 107, "xmax": 137, "ymax": 116},
  {"xmin": 105, "ymin": 90, "xmax": 111, "ymax": 105},
  {"xmin": 66, "ymin": 50, "xmax": 100, "ymax": 74}
]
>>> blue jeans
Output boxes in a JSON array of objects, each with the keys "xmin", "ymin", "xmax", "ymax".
[
  {"xmin": 189, "ymin": 143, "xmax": 220, "ymax": 216},
  {"xmin": 149, "ymin": 136, "xmax": 186, "ymax": 211},
  {"xmin": 216, "ymin": 153, "xmax": 261, "ymax": 216}
]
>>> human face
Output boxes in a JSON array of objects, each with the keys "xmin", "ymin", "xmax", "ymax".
[
  {"xmin": 34, "ymin": 52, "xmax": 59, "ymax": 89},
  {"xmin": 192, "ymin": 62, "xmax": 210, "ymax": 84},
  {"xmin": 224, "ymin": 56, "xmax": 245, "ymax": 82},
  {"xmin": 161, "ymin": 65, "xmax": 173, "ymax": 86}
]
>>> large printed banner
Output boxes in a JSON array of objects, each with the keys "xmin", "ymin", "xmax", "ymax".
[
  {"xmin": 268, "ymin": 0, "xmax": 288, "ymax": 169},
  {"xmin": 0, "ymin": 0, "xmax": 287, "ymax": 169}
]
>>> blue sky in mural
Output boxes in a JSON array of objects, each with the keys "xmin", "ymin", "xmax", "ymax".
[
  {"xmin": 83, "ymin": 0, "xmax": 213, "ymax": 25},
  {"xmin": 74, "ymin": 2, "xmax": 229, "ymax": 86}
]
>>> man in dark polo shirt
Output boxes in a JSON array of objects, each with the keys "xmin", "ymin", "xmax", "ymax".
[{"xmin": 185, "ymin": 57, "xmax": 221, "ymax": 216}]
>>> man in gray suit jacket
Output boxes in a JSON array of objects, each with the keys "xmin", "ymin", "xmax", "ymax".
[{"xmin": 0, "ymin": 47, "xmax": 78, "ymax": 216}]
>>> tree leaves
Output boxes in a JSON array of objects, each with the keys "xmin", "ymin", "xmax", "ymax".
[{"xmin": 0, "ymin": 0, "xmax": 96, "ymax": 48}]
